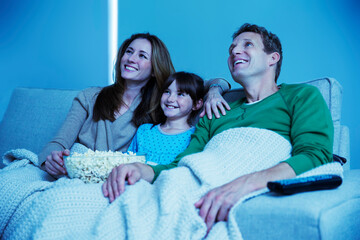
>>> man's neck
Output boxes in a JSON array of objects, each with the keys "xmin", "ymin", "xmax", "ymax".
[{"xmin": 237, "ymin": 75, "xmax": 278, "ymax": 103}]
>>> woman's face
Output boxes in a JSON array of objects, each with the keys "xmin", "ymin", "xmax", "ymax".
[{"xmin": 120, "ymin": 38, "xmax": 153, "ymax": 84}]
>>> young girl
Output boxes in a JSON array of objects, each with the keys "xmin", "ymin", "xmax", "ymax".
[{"xmin": 127, "ymin": 71, "xmax": 205, "ymax": 165}]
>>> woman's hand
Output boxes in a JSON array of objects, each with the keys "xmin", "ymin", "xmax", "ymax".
[
  {"xmin": 44, "ymin": 150, "xmax": 70, "ymax": 177},
  {"xmin": 102, "ymin": 162, "xmax": 155, "ymax": 203},
  {"xmin": 200, "ymin": 86, "xmax": 231, "ymax": 119}
]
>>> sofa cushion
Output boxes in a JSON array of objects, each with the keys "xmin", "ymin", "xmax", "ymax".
[
  {"xmin": 233, "ymin": 169, "xmax": 360, "ymax": 240},
  {"xmin": 0, "ymin": 88, "xmax": 79, "ymax": 168}
]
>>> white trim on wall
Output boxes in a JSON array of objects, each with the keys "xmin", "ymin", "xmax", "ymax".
[{"xmin": 108, "ymin": 0, "xmax": 118, "ymax": 84}]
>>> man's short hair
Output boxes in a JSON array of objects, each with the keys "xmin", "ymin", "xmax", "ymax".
[{"xmin": 232, "ymin": 23, "xmax": 283, "ymax": 82}]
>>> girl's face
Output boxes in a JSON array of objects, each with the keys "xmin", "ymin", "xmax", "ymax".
[
  {"xmin": 121, "ymin": 38, "xmax": 153, "ymax": 84},
  {"xmin": 161, "ymin": 80, "xmax": 195, "ymax": 122}
]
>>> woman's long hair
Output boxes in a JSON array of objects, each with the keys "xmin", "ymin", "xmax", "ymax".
[{"xmin": 93, "ymin": 33, "xmax": 175, "ymax": 126}]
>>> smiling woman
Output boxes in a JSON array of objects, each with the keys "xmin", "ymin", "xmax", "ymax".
[
  {"xmin": 94, "ymin": 33, "xmax": 174, "ymax": 125},
  {"xmin": 39, "ymin": 33, "xmax": 175, "ymax": 178},
  {"xmin": 121, "ymin": 39, "xmax": 153, "ymax": 85}
]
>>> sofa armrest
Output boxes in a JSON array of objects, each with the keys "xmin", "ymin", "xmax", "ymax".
[
  {"xmin": 339, "ymin": 125, "xmax": 350, "ymax": 170},
  {"xmin": 233, "ymin": 169, "xmax": 360, "ymax": 240},
  {"xmin": 0, "ymin": 87, "xmax": 79, "ymax": 168}
]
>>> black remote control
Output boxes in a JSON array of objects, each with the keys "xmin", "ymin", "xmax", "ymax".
[{"xmin": 267, "ymin": 174, "xmax": 342, "ymax": 195}]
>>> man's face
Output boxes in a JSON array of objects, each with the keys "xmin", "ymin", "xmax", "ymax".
[{"xmin": 228, "ymin": 32, "xmax": 271, "ymax": 83}]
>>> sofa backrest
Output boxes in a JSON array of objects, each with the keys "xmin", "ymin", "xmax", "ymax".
[
  {"xmin": 223, "ymin": 77, "xmax": 350, "ymax": 169},
  {"xmin": 0, "ymin": 88, "xmax": 79, "ymax": 168},
  {"xmin": 0, "ymin": 78, "xmax": 350, "ymax": 169}
]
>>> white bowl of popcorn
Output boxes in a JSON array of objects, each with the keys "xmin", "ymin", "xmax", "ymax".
[{"xmin": 64, "ymin": 149, "xmax": 146, "ymax": 184}]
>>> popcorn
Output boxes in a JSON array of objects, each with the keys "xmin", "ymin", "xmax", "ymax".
[{"xmin": 64, "ymin": 149, "xmax": 146, "ymax": 184}]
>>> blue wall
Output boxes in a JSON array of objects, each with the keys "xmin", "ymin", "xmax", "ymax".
[
  {"xmin": 117, "ymin": 0, "xmax": 360, "ymax": 169},
  {"xmin": 1, "ymin": 0, "xmax": 359, "ymax": 169},
  {"xmin": 0, "ymin": 0, "xmax": 108, "ymax": 116}
]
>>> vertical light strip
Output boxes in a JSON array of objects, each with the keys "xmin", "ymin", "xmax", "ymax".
[{"xmin": 108, "ymin": 0, "xmax": 118, "ymax": 84}]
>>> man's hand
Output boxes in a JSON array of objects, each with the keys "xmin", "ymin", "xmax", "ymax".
[
  {"xmin": 194, "ymin": 173, "xmax": 256, "ymax": 231},
  {"xmin": 102, "ymin": 162, "xmax": 155, "ymax": 203},
  {"xmin": 194, "ymin": 163, "xmax": 296, "ymax": 231},
  {"xmin": 200, "ymin": 87, "xmax": 231, "ymax": 119},
  {"xmin": 44, "ymin": 150, "xmax": 70, "ymax": 177}
]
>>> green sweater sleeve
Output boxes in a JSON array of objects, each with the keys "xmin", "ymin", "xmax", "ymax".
[{"xmin": 281, "ymin": 85, "xmax": 334, "ymax": 174}]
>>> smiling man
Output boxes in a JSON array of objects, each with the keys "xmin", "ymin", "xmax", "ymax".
[{"xmin": 166, "ymin": 23, "xmax": 335, "ymax": 231}]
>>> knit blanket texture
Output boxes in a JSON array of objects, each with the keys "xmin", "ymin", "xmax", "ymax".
[
  {"xmin": 0, "ymin": 149, "xmax": 55, "ymax": 238},
  {"xmin": 0, "ymin": 127, "xmax": 343, "ymax": 240}
]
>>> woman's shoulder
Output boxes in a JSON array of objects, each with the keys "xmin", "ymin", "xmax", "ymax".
[
  {"xmin": 75, "ymin": 87, "xmax": 103, "ymax": 103},
  {"xmin": 79, "ymin": 87, "xmax": 103, "ymax": 97}
]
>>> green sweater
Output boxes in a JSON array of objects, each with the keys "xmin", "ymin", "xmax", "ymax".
[{"xmin": 151, "ymin": 83, "xmax": 334, "ymax": 180}]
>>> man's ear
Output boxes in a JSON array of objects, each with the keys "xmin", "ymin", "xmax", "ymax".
[
  {"xmin": 269, "ymin": 52, "xmax": 280, "ymax": 66},
  {"xmin": 193, "ymin": 99, "xmax": 203, "ymax": 110}
]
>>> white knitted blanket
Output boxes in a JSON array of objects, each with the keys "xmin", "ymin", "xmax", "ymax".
[
  {"xmin": 1, "ymin": 128, "xmax": 343, "ymax": 240},
  {"xmin": 0, "ymin": 149, "xmax": 55, "ymax": 238}
]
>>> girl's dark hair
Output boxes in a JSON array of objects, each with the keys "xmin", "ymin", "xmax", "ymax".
[
  {"xmin": 93, "ymin": 33, "xmax": 175, "ymax": 126},
  {"xmin": 156, "ymin": 71, "xmax": 205, "ymax": 126}
]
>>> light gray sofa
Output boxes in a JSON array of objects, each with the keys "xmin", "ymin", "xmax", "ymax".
[{"xmin": 0, "ymin": 78, "xmax": 359, "ymax": 239}]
